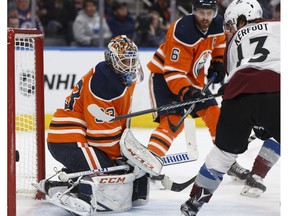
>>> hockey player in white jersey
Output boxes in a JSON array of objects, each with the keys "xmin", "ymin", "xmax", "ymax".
[{"xmin": 180, "ymin": 0, "xmax": 280, "ymax": 215}]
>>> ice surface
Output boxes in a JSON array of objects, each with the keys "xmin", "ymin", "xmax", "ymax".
[{"xmin": 16, "ymin": 128, "xmax": 280, "ymax": 216}]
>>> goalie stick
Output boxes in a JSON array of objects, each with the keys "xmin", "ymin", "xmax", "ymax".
[
  {"xmin": 56, "ymin": 152, "xmax": 196, "ymax": 192},
  {"xmin": 162, "ymin": 118, "xmax": 199, "ymax": 165},
  {"xmin": 88, "ymin": 93, "xmax": 223, "ymax": 122},
  {"xmin": 58, "ymin": 164, "xmax": 131, "ymax": 182},
  {"xmin": 162, "ymin": 151, "xmax": 197, "ymax": 166},
  {"xmin": 184, "ymin": 118, "xmax": 198, "ymax": 160}
]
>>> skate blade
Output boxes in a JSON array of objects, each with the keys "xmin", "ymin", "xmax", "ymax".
[{"xmin": 240, "ymin": 186, "xmax": 264, "ymax": 197}]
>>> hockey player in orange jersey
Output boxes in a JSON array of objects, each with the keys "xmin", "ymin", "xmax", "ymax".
[
  {"xmin": 146, "ymin": 0, "xmax": 226, "ymax": 157},
  {"xmin": 47, "ymin": 35, "xmax": 140, "ymax": 168},
  {"xmin": 32, "ymin": 35, "xmax": 163, "ymax": 215}
]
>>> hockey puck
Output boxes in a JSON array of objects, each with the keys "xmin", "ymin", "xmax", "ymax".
[{"xmin": 16, "ymin": 150, "xmax": 20, "ymax": 162}]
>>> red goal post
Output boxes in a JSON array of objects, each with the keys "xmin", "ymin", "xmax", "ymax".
[{"xmin": 7, "ymin": 28, "xmax": 45, "ymax": 216}]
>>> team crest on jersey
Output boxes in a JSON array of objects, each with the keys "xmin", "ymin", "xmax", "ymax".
[{"xmin": 193, "ymin": 50, "xmax": 211, "ymax": 77}]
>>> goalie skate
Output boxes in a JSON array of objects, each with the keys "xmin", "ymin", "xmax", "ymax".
[
  {"xmin": 150, "ymin": 174, "xmax": 166, "ymax": 190},
  {"xmin": 32, "ymin": 179, "xmax": 70, "ymax": 198},
  {"xmin": 241, "ymin": 174, "xmax": 266, "ymax": 197},
  {"xmin": 32, "ymin": 179, "xmax": 47, "ymax": 194}
]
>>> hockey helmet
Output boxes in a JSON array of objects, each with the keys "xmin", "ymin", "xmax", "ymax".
[
  {"xmin": 192, "ymin": 0, "xmax": 218, "ymax": 17},
  {"xmin": 224, "ymin": 0, "xmax": 263, "ymax": 31},
  {"xmin": 192, "ymin": 0, "xmax": 218, "ymax": 9},
  {"xmin": 105, "ymin": 35, "xmax": 139, "ymax": 86}
]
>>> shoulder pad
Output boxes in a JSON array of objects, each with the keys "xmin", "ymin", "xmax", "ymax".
[
  {"xmin": 90, "ymin": 62, "xmax": 126, "ymax": 100},
  {"xmin": 208, "ymin": 15, "xmax": 225, "ymax": 35},
  {"xmin": 174, "ymin": 15, "xmax": 201, "ymax": 45},
  {"xmin": 174, "ymin": 15, "xmax": 224, "ymax": 45}
]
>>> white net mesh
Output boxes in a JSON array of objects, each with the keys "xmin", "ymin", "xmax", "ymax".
[{"xmin": 15, "ymin": 37, "xmax": 39, "ymax": 197}]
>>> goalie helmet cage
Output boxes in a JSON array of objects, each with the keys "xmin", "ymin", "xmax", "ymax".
[{"xmin": 7, "ymin": 28, "xmax": 45, "ymax": 216}]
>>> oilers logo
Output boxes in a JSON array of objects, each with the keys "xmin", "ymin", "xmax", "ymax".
[{"xmin": 193, "ymin": 50, "xmax": 211, "ymax": 77}]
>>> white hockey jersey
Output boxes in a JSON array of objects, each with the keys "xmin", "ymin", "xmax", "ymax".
[{"xmin": 223, "ymin": 20, "xmax": 280, "ymax": 100}]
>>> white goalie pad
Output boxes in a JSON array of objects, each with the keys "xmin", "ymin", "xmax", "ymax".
[
  {"xmin": 81, "ymin": 173, "xmax": 135, "ymax": 213},
  {"xmin": 48, "ymin": 192, "xmax": 92, "ymax": 216},
  {"xmin": 120, "ymin": 128, "xmax": 163, "ymax": 176}
]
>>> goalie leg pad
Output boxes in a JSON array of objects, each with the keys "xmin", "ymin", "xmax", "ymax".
[
  {"xmin": 120, "ymin": 128, "xmax": 163, "ymax": 176},
  {"xmin": 48, "ymin": 192, "xmax": 92, "ymax": 216},
  {"xmin": 81, "ymin": 173, "xmax": 135, "ymax": 213}
]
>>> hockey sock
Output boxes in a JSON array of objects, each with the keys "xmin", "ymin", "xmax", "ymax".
[{"xmin": 251, "ymin": 138, "xmax": 280, "ymax": 178}]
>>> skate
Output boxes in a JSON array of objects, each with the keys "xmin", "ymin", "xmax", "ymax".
[
  {"xmin": 32, "ymin": 179, "xmax": 47, "ymax": 194},
  {"xmin": 227, "ymin": 161, "xmax": 250, "ymax": 182},
  {"xmin": 180, "ymin": 187, "xmax": 212, "ymax": 216},
  {"xmin": 241, "ymin": 173, "xmax": 266, "ymax": 197},
  {"xmin": 150, "ymin": 174, "xmax": 166, "ymax": 190},
  {"xmin": 32, "ymin": 179, "xmax": 70, "ymax": 198},
  {"xmin": 180, "ymin": 196, "xmax": 203, "ymax": 216}
]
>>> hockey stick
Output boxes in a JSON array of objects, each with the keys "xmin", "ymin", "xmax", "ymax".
[
  {"xmin": 162, "ymin": 118, "xmax": 199, "ymax": 165},
  {"xmin": 162, "ymin": 151, "xmax": 197, "ymax": 166},
  {"xmin": 58, "ymin": 164, "xmax": 130, "ymax": 182},
  {"xmin": 57, "ymin": 149, "xmax": 196, "ymax": 174},
  {"xmin": 161, "ymin": 133, "xmax": 259, "ymax": 192},
  {"xmin": 168, "ymin": 73, "xmax": 217, "ymax": 132},
  {"xmin": 88, "ymin": 93, "xmax": 223, "ymax": 122},
  {"xmin": 184, "ymin": 118, "xmax": 199, "ymax": 160},
  {"xmin": 161, "ymin": 175, "xmax": 197, "ymax": 192},
  {"xmin": 57, "ymin": 154, "xmax": 196, "ymax": 193}
]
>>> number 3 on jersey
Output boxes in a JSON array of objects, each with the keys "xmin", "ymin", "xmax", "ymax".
[{"xmin": 236, "ymin": 36, "xmax": 270, "ymax": 67}]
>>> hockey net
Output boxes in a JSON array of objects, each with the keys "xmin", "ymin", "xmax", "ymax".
[{"xmin": 7, "ymin": 28, "xmax": 45, "ymax": 216}]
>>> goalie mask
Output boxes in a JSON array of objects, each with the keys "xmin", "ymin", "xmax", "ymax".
[
  {"xmin": 105, "ymin": 35, "xmax": 140, "ymax": 86},
  {"xmin": 224, "ymin": 0, "xmax": 263, "ymax": 32}
]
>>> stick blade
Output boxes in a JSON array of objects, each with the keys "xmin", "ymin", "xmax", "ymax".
[
  {"xmin": 170, "ymin": 176, "xmax": 196, "ymax": 192},
  {"xmin": 161, "ymin": 175, "xmax": 196, "ymax": 192}
]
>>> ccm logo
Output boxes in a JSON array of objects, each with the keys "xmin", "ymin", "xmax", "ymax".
[{"xmin": 99, "ymin": 177, "xmax": 126, "ymax": 183}]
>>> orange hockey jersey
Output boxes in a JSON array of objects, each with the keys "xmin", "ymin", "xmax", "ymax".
[
  {"xmin": 47, "ymin": 61, "xmax": 136, "ymax": 160},
  {"xmin": 147, "ymin": 14, "xmax": 226, "ymax": 95}
]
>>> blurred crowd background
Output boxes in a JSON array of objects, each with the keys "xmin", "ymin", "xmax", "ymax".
[{"xmin": 7, "ymin": 0, "xmax": 281, "ymax": 48}]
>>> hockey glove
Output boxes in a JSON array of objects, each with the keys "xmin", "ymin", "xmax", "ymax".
[
  {"xmin": 253, "ymin": 126, "xmax": 272, "ymax": 140},
  {"xmin": 208, "ymin": 60, "xmax": 225, "ymax": 84},
  {"xmin": 217, "ymin": 84, "xmax": 225, "ymax": 95},
  {"xmin": 179, "ymin": 86, "xmax": 203, "ymax": 102}
]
